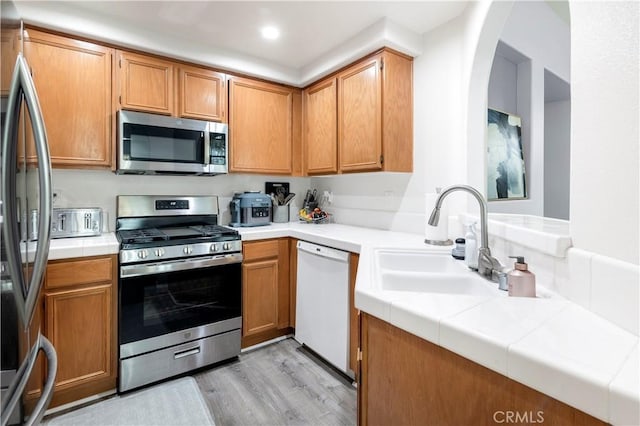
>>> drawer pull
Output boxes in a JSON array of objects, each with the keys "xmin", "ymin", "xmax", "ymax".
[{"xmin": 173, "ymin": 346, "xmax": 200, "ymax": 359}]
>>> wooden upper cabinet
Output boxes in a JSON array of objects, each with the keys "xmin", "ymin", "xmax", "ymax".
[
  {"xmin": 304, "ymin": 78, "xmax": 338, "ymax": 174},
  {"xmin": 118, "ymin": 50, "xmax": 175, "ymax": 115},
  {"xmin": 380, "ymin": 50, "xmax": 413, "ymax": 172},
  {"xmin": 229, "ymin": 77, "xmax": 294, "ymax": 174},
  {"xmin": 23, "ymin": 28, "xmax": 113, "ymax": 168},
  {"xmin": 178, "ymin": 65, "xmax": 226, "ymax": 122},
  {"xmin": 304, "ymin": 48, "xmax": 413, "ymax": 175},
  {"xmin": 338, "ymin": 56, "xmax": 383, "ymax": 172}
]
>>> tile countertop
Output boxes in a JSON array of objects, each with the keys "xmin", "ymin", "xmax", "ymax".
[
  {"xmin": 48, "ymin": 223, "xmax": 638, "ymax": 424},
  {"xmin": 28, "ymin": 233, "xmax": 120, "ymax": 261},
  {"xmin": 236, "ymin": 222, "xmax": 639, "ymax": 425}
]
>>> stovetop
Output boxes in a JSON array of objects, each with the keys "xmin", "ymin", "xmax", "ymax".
[{"xmin": 118, "ymin": 224, "xmax": 238, "ymax": 245}]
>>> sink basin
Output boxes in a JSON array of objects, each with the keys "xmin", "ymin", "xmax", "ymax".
[
  {"xmin": 380, "ymin": 271, "xmax": 499, "ymax": 296},
  {"xmin": 373, "ymin": 249, "xmax": 504, "ymax": 297}
]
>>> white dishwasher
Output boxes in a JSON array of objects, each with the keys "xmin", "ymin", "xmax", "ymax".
[{"xmin": 295, "ymin": 240, "xmax": 351, "ymax": 377}]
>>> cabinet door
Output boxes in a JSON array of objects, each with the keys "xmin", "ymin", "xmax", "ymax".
[
  {"xmin": 304, "ymin": 78, "xmax": 338, "ymax": 175},
  {"xmin": 21, "ymin": 293, "xmax": 45, "ymax": 414},
  {"xmin": 229, "ymin": 77, "xmax": 293, "ymax": 174},
  {"xmin": 45, "ymin": 284, "xmax": 114, "ymax": 395},
  {"xmin": 179, "ymin": 65, "xmax": 226, "ymax": 122},
  {"xmin": 242, "ymin": 258, "xmax": 279, "ymax": 336},
  {"xmin": 118, "ymin": 50, "xmax": 175, "ymax": 115},
  {"xmin": 23, "ymin": 29, "xmax": 113, "ymax": 168},
  {"xmin": 338, "ymin": 56, "xmax": 382, "ymax": 172},
  {"xmin": 380, "ymin": 51, "xmax": 413, "ymax": 172}
]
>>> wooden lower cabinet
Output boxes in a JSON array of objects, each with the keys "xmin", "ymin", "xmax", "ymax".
[
  {"xmin": 358, "ymin": 313, "xmax": 606, "ymax": 426},
  {"xmin": 25, "ymin": 254, "xmax": 118, "ymax": 411},
  {"xmin": 241, "ymin": 239, "xmax": 291, "ymax": 347}
]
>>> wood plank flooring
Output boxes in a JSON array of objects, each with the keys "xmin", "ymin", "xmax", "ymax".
[{"xmin": 194, "ymin": 337, "xmax": 357, "ymax": 426}]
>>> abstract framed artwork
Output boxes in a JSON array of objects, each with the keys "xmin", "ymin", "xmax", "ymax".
[{"xmin": 487, "ymin": 108, "xmax": 527, "ymax": 200}]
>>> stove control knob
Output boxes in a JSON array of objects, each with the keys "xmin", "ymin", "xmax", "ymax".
[
  {"xmin": 154, "ymin": 248, "xmax": 165, "ymax": 257},
  {"xmin": 183, "ymin": 246, "xmax": 193, "ymax": 255},
  {"xmin": 222, "ymin": 242, "xmax": 230, "ymax": 251},
  {"xmin": 137, "ymin": 249, "xmax": 148, "ymax": 259},
  {"xmin": 210, "ymin": 243, "xmax": 219, "ymax": 253}
]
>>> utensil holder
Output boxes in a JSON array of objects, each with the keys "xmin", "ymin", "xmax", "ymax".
[{"xmin": 272, "ymin": 205, "xmax": 290, "ymax": 223}]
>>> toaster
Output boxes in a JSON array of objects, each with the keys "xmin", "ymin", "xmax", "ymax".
[
  {"xmin": 229, "ymin": 192, "xmax": 271, "ymax": 227},
  {"xmin": 30, "ymin": 208, "xmax": 103, "ymax": 240}
]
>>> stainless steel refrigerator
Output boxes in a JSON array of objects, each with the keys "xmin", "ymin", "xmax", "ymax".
[{"xmin": 0, "ymin": 16, "xmax": 58, "ymax": 426}]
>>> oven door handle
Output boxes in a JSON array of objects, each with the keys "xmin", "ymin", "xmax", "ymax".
[{"xmin": 120, "ymin": 253, "xmax": 243, "ymax": 278}]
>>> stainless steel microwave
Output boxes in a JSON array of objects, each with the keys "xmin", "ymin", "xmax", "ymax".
[{"xmin": 117, "ymin": 110, "xmax": 228, "ymax": 175}]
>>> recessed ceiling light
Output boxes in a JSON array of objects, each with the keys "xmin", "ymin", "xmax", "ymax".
[{"xmin": 261, "ymin": 26, "xmax": 280, "ymax": 40}]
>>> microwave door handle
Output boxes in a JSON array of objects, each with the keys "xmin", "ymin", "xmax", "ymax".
[{"xmin": 204, "ymin": 130, "xmax": 211, "ymax": 165}]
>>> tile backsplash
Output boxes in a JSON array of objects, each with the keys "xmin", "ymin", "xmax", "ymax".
[{"xmin": 477, "ymin": 219, "xmax": 639, "ymax": 337}]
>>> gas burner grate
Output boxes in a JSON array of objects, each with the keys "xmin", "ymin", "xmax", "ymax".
[
  {"xmin": 189, "ymin": 225, "xmax": 237, "ymax": 237},
  {"xmin": 118, "ymin": 229, "xmax": 169, "ymax": 244}
]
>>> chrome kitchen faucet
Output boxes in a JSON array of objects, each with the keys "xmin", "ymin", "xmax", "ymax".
[{"xmin": 428, "ymin": 184, "xmax": 508, "ymax": 290}]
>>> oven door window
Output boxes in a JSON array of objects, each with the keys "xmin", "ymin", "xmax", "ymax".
[
  {"xmin": 119, "ymin": 262, "xmax": 241, "ymax": 345},
  {"xmin": 123, "ymin": 123, "xmax": 205, "ymax": 164}
]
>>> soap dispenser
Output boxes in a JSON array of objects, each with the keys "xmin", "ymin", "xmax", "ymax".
[
  {"xmin": 507, "ymin": 256, "xmax": 536, "ymax": 297},
  {"xmin": 464, "ymin": 222, "xmax": 478, "ymax": 270}
]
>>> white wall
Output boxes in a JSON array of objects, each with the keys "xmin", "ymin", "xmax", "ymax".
[
  {"xmin": 498, "ymin": 2, "xmax": 570, "ymax": 82},
  {"xmin": 544, "ymin": 100, "xmax": 571, "ymax": 220},
  {"xmin": 310, "ymin": 9, "xmax": 476, "ymax": 235},
  {"xmin": 570, "ymin": 1, "xmax": 639, "ymax": 264},
  {"xmin": 49, "ymin": 170, "xmax": 310, "ymax": 232},
  {"xmin": 488, "ymin": 54, "xmax": 517, "ymax": 113},
  {"xmin": 483, "ymin": 1, "xmax": 570, "ymax": 217}
]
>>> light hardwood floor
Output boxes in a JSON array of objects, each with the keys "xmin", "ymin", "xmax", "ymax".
[{"xmin": 194, "ymin": 337, "xmax": 357, "ymax": 426}]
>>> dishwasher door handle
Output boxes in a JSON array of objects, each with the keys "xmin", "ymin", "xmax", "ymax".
[{"xmin": 297, "ymin": 241, "xmax": 349, "ymax": 262}]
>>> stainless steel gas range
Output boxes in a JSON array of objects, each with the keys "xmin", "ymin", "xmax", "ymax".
[{"xmin": 116, "ymin": 195, "xmax": 242, "ymax": 392}]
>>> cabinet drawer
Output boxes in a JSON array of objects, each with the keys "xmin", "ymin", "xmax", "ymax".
[
  {"xmin": 46, "ymin": 256, "xmax": 114, "ymax": 290},
  {"xmin": 243, "ymin": 240, "xmax": 280, "ymax": 261}
]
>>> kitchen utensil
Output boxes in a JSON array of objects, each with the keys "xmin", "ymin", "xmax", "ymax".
[
  {"xmin": 276, "ymin": 186, "xmax": 286, "ymax": 204},
  {"xmin": 283, "ymin": 193, "xmax": 295, "ymax": 205},
  {"xmin": 303, "ymin": 190, "xmax": 312, "ymax": 207}
]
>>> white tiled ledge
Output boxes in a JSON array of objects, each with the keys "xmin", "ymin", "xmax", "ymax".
[{"xmin": 459, "ymin": 213, "xmax": 572, "ymax": 258}]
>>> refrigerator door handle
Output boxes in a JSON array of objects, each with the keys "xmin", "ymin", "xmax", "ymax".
[
  {"xmin": 0, "ymin": 52, "xmax": 52, "ymax": 329},
  {"xmin": 0, "ymin": 331, "xmax": 57, "ymax": 426}
]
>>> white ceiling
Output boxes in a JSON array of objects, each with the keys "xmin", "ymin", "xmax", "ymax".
[{"xmin": 13, "ymin": 1, "xmax": 469, "ymax": 86}]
